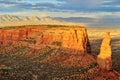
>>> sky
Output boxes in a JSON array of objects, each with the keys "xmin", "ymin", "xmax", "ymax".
[{"xmin": 0, "ymin": 0, "xmax": 120, "ymax": 27}]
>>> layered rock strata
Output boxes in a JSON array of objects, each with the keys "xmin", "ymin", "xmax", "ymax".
[
  {"xmin": 36, "ymin": 27, "xmax": 91, "ymax": 54},
  {"xmin": 0, "ymin": 26, "xmax": 91, "ymax": 54},
  {"xmin": 97, "ymin": 32, "xmax": 112, "ymax": 71}
]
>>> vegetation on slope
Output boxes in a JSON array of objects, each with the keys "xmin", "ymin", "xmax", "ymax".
[{"xmin": 0, "ymin": 44, "xmax": 101, "ymax": 80}]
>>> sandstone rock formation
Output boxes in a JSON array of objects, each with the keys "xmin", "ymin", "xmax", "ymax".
[
  {"xmin": 62, "ymin": 28, "xmax": 91, "ymax": 53},
  {"xmin": 0, "ymin": 26, "xmax": 119, "ymax": 80},
  {"xmin": 36, "ymin": 27, "xmax": 91, "ymax": 54},
  {"xmin": 0, "ymin": 26, "xmax": 91, "ymax": 54},
  {"xmin": 36, "ymin": 31, "xmax": 62, "ymax": 45},
  {"xmin": 0, "ymin": 30, "xmax": 13, "ymax": 45},
  {"xmin": 0, "ymin": 28, "xmax": 27, "ymax": 45},
  {"xmin": 97, "ymin": 32, "xmax": 112, "ymax": 71}
]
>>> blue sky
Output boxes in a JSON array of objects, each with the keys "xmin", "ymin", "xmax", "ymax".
[{"xmin": 0, "ymin": 0, "xmax": 120, "ymax": 27}]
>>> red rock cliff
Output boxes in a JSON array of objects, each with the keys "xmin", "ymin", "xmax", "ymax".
[
  {"xmin": 62, "ymin": 28, "xmax": 91, "ymax": 53},
  {"xmin": 0, "ymin": 26, "xmax": 91, "ymax": 54},
  {"xmin": 97, "ymin": 32, "xmax": 112, "ymax": 71},
  {"xmin": 36, "ymin": 27, "xmax": 91, "ymax": 54}
]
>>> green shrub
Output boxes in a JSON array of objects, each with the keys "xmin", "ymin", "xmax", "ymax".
[{"xmin": 52, "ymin": 41, "xmax": 62, "ymax": 46}]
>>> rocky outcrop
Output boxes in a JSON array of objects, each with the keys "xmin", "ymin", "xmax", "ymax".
[
  {"xmin": 36, "ymin": 27, "xmax": 91, "ymax": 54},
  {"xmin": 0, "ymin": 28, "xmax": 28, "ymax": 45},
  {"xmin": 62, "ymin": 28, "xmax": 91, "ymax": 53},
  {"xmin": 0, "ymin": 30, "xmax": 13, "ymax": 45},
  {"xmin": 97, "ymin": 32, "xmax": 112, "ymax": 71},
  {"xmin": 36, "ymin": 32, "xmax": 62, "ymax": 45},
  {"xmin": 0, "ymin": 26, "xmax": 91, "ymax": 54}
]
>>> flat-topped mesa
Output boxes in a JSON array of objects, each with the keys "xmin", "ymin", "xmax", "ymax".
[
  {"xmin": 0, "ymin": 26, "xmax": 91, "ymax": 54},
  {"xmin": 36, "ymin": 27, "xmax": 91, "ymax": 54},
  {"xmin": 97, "ymin": 32, "xmax": 112, "ymax": 71},
  {"xmin": 0, "ymin": 27, "xmax": 41, "ymax": 46},
  {"xmin": 62, "ymin": 28, "xmax": 91, "ymax": 53}
]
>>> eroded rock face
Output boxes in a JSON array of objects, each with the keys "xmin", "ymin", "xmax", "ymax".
[
  {"xmin": 0, "ymin": 26, "xmax": 91, "ymax": 54},
  {"xmin": 12, "ymin": 29, "xmax": 20, "ymax": 42},
  {"xmin": 36, "ymin": 27, "xmax": 91, "ymax": 54},
  {"xmin": 62, "ymin": 28, "xmax": 91, "ymax": 53},
  {"xmin": 36, "ymin": 32, "xmax": 62, "ymax": 45},
  {"xmin": 0, "ymin": 28, "xmax": 28, "ymax": 45},
  {"xmin": 97, "ymin": 32, "xmax": 112, "ymax": 71},
  {"xmin": 0, "ymin": 30, "xmax": 13, "ymax": 45}
]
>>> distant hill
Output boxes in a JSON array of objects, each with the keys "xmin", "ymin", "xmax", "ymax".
[
  {"xmin": 1, "ymin": 15, "xmax": 120, "ymax": 27},
  {"xmin": 0, "ymin": 15, "xmax": 82, "ymax": 27},
  {"xmin": 53, "ymin": 17, "xmax": 120, "ymax": 27}
]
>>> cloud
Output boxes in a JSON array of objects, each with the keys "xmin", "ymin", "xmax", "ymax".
[
  {"xmin": 0, "ymin": 0, "xmax": 120, "ymax": 16},
  {"xmin": 0, "ymin": 0, "xmax": 120, "ymax": 13},
  {"xmin": 0, "ymin": 0, "xmax": 120, "ymax": 27},
  {"xmin": 57, "ymin": 0, "xmax": 102, "ymax": 7},
  {"xmin": 3, "ymin": 4, "xmax": 17, "ymax": 7}
]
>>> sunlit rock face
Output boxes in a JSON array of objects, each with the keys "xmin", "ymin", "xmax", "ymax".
[
  {"xmin": 0, "ymin": 30, "xmax": 13, "ymax": 45},
  {"xmin": 12, "ymin": 29, "xmax": 21, "ymax": 42},
  {"xmin": 0, "ymin": 27, "xmax": 34, "ymax": 46},
  {"xmin": 0, "ymin": 28, "xmax": 27, "ymax": 46},
  {"xmin": 36, "ymin": 31, "xmax": 63, "ymax": 45},
  {"xmin": 36, "ymin": 27, "xmax": 91, "ymax": 54},
  {"xmin": 19, "ymin": 28, "xmax": 28, "ymax": 39},
  {"xmin": 97, "ymin": 32, "xmax": 112, "ymax": 71},
  {"xmin": 62, "ymin": 28, "xmax": 91, "ymax": 53},
  {"xmin": 0, "ymin": 26, "xmax": 91, "ymax": 54}
]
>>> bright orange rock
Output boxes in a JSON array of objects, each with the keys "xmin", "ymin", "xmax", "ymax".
[
  {"xmin": 12, "ymin": 29, "xmax": 20, "ymax": 42},
  {"xmin": 0, "ymin": 30, "xmax": 4, "ymax": 45},
  {"xmin": 97, "ymin": 32, "xmax": 112, "ymax": 71},
  {"xmin": 0, "ymin": 26, "xmax": 91, "ymax": 54},
  {"xmin": 36, "ymin": 31, "xmax": 62, "ymax": 45},
  {"xmin": 36, "ymin": 27, "xmax": 91, "ymax": 54},
  {"xmin": 0, "ymin": 30, "xmax": 13, "ymax": 45},
  {"xmin": 62, "ymin": 28, "xmax": 91, "ymax": 54}
]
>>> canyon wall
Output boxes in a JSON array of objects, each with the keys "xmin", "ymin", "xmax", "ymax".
[
  {"xmin": 36, "ymin": 27, "xmax": 91, "ymax": 53},
  {"xmin": 0, "ymin": 26, "xmax": 115, "ymax": 71},
  {"xmin": 62, "ymin": 28, "xmax": 91, "ymax": 53},
  {"xmin": 0, "ymin": 26, "xmax": 91, "ymax": 54}
]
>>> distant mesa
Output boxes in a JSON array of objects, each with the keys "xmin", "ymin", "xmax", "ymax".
[
  {"xmin": 0, "ymin": 25, "xmax": 90, "ymax": 54},
  {"xmin": 0, "ymin": 15, "xmax": 82, "ymax": 27}
]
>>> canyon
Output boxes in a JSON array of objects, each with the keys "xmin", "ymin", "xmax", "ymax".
[
  {"xmin": 0, "ymin": 26, "xmax": 91, "ymax": 54},
  {"xmin": 0, "ymin": 25, "xmax": 119, "ymax": 79}
]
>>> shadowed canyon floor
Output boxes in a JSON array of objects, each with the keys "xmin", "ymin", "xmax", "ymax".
[{"xmin": 0, "ymin": 25, "xmax": 119, "ymax": 80}]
